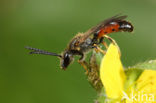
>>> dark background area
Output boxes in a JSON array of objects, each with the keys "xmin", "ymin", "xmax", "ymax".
[{"xmin": 0, "ymin": 0, "xmax": 156, "ymax": 103}]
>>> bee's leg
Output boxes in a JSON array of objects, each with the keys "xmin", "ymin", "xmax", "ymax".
[
  {"xmin": 103, "ymin": 35, "xmax": 117, "ymax": 45},
  {"xmin": 78, "ymin": 60, "xmax": 89, "ymax": 74},
  {"xmin": 93, "ymin": 44, "xmax": 106, "ymax": 55},
  {"xmin": 103, "ymin": 35, "xmax": 121, "ymax": 55},
  {"xmin": 102, "ymin": 41, "xmax": 108, "ymax": 49},
  {"xmin": 78, "ymin": 53, "xmax": 89, "ymax": 74},
  {"xmin": 99, "ymin": 37, "xmax": 108, "ymax": 49},
  {"xmin": 93, "ymin": 47, "xmax": 99, "ymax": 53}
]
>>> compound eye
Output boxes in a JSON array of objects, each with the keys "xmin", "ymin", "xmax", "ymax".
[
  {"xmin": 64, "ymin": 53, "xmax": 69, "ymax": 58},
  {"xmin": 61, "ymin": 53, "xmax": 71, "ymax": 70}
]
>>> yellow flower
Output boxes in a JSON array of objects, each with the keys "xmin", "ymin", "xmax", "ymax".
[{"xmin": 100, "ymin": 43, "xmax": 156, "ymax": 103}]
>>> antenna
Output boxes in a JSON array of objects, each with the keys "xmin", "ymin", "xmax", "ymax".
[{"xmin": 25, "ymin": 46, "xmax": 62, "ymax": 58}]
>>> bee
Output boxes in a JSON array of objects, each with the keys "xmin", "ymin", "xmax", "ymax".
[{"xmin": 25, "ymin": 14, "xmax": 133, "ymax": 71}]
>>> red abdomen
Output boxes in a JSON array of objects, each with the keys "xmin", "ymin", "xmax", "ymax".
[{"xmin": 97, "ymin": 21, "xmax": 133, "ymax": 38}]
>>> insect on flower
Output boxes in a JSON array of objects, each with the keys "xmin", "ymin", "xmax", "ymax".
[{"xmin": 25, "ymin": 14, "xmax": 133, "ymax": 72}]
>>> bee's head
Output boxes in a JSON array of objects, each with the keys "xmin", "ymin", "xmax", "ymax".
[{"xmin": 60, "ymin": 51, "xmax": 74, "ymax": 70}]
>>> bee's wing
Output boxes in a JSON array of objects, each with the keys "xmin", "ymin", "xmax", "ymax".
[{"xmin": 83, "ymin": 14, "xmax": 127, "ymax": 39}]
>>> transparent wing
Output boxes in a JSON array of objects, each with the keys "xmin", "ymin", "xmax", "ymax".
[{"xmin": 82, "ymin": 14, "xmax": 127, "ymax": 40}]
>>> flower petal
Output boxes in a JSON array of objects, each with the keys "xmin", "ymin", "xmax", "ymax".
[
  {"xmin": 100, "ymin": 43, "xmax": 126, "ymax": 99},
  {"xmin": 136, "ymin": 70, "xmax": 156, "ymax": 99}
]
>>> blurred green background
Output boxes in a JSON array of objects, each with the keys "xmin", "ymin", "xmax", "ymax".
[{"xmin": 0, "ymin": 0, "xmax": 156, "ymax": 103}]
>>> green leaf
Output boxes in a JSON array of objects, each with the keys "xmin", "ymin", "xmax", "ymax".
[
  {"xmin": 94, "ymin": 51, "xmax": 103, "ymax": 65},
  {"xmin": 96, "ymin": 88, "xmax": 107, "ymax": 103},
  {"xmin": 124, "ymin": 68, "xmax": 143, "ymax": 91},
  {"xmin": 131, "ymin": 60, "xmax": 156, "ymax": 70}
]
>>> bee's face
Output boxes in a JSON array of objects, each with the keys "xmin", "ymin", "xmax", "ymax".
[{"xmin": 60, "ymin": 51, "xmax": 74, "ymax": 70}]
